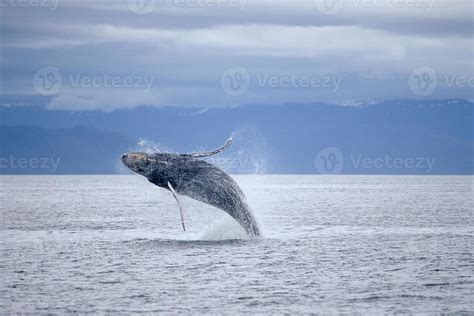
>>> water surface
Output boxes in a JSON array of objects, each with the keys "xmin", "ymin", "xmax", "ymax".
[{"xmin": 0, "ymin": 175, "xmax": 472, "ymax": 313}]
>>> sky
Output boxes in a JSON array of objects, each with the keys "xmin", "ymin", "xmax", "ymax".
[{"xmin": 0, "ymin": 0, "xmax": 473, "ymax": 111}]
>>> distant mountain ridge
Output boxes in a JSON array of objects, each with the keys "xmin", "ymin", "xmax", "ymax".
[
  {"xmin": 0, "ymin": 100, "xmax": 472, "ymax": 174},
  {"xmin": 0, "ymin": 125, "xmax": 134, "ymax": 174}
]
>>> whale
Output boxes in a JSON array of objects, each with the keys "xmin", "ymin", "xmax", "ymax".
[{"xmin": 120, "ymin": 138, "xmax": 260, "ymax": 236}]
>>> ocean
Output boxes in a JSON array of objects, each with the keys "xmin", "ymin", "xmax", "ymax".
[{"xmin": 0, "ymin": 175, "xmax": 472, "ymax": 314}]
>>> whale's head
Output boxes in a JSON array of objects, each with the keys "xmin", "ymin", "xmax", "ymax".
[{"xmin": 121, "ymin": 152, "xmax": 175, "ymax": 180}]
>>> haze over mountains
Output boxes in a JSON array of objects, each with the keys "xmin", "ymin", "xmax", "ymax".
[{"xmin": 1, "ymin": 99, "xmax": 472, "ymax": 174}]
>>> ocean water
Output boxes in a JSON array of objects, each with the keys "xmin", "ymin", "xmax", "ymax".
[{"xmin": 0, "ymin": 175, "xmax": 472, "ymax": 314}]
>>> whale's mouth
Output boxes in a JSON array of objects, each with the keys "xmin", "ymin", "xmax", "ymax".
[
  {"xmin": 122, "ymin": 152, "xmax": 146, "ymax": 161},
  {"xmin": 120, "ymin": 154, "xmax": 129, "ymax": 168},
  {"xmin": 120, "ymin": 152, "xmax": 150, "ymax": 176},
  {"xmin": 121, "ymin": 152, "xmax": 147, "ymax": 166}
]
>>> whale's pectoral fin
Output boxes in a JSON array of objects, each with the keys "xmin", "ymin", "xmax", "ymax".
[
  {"xmin": 183, "ymin": 137, "xmax": 232, "ymax": 158},
  {"xmin": 167, "ymin": 182, "xmax": 186, "ymax": 231}
]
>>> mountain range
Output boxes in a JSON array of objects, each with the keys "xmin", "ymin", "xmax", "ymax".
[{"xmin": 0, "ymin": 99, "xmax": 472, "ymax": 174}]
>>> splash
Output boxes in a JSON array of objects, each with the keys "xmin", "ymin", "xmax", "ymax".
[
  {"xmin": 198, "ymin": 216, "xmax": 249, "ymax": 240},
  {"xmin": 206, "ymin": 124, "xmax": 269, "ymax": 174},
  {"xmin": 135, "ymin": 139, "xmax": 171, "ymax": 153}
]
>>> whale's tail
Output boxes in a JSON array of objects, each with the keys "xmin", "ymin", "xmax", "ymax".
[{"xmin": 183, "ymin": 137, "xmax": 232, "ymax": 158}]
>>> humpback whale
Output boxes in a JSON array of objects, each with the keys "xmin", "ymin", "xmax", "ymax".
[{"xmin": 120, "ymin": 138, "xmax": 260, "ymax": 236}]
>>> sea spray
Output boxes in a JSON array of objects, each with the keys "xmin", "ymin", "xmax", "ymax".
[
  {"xmin": 199, "ymin": 216, "xmax": 249, "ymax": 240},
  {"xmin": 135, "ymin": 139, "xmax": 171, "ymax": 154},
  {"xmin": 206, "ymin": 124, "xmax": 270, "ymax": 174}
]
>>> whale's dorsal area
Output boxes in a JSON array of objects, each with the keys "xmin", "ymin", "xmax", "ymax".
[{"xmin": 121, "ymin": 137, "xmax": 260, "ymax": 236}]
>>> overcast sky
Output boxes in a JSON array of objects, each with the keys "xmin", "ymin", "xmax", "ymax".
[{"xmin": 0, "ymin": 0, "xmax": 473, "ymax": 110}]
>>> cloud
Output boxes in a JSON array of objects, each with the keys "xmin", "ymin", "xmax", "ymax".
[
  {"xmin": 0, "ymin": 0, "xmax": 472, "ymax": 109},
  {"xmin": 47, "ymin": 88, "xmax": 160, "ymax": 111}
]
